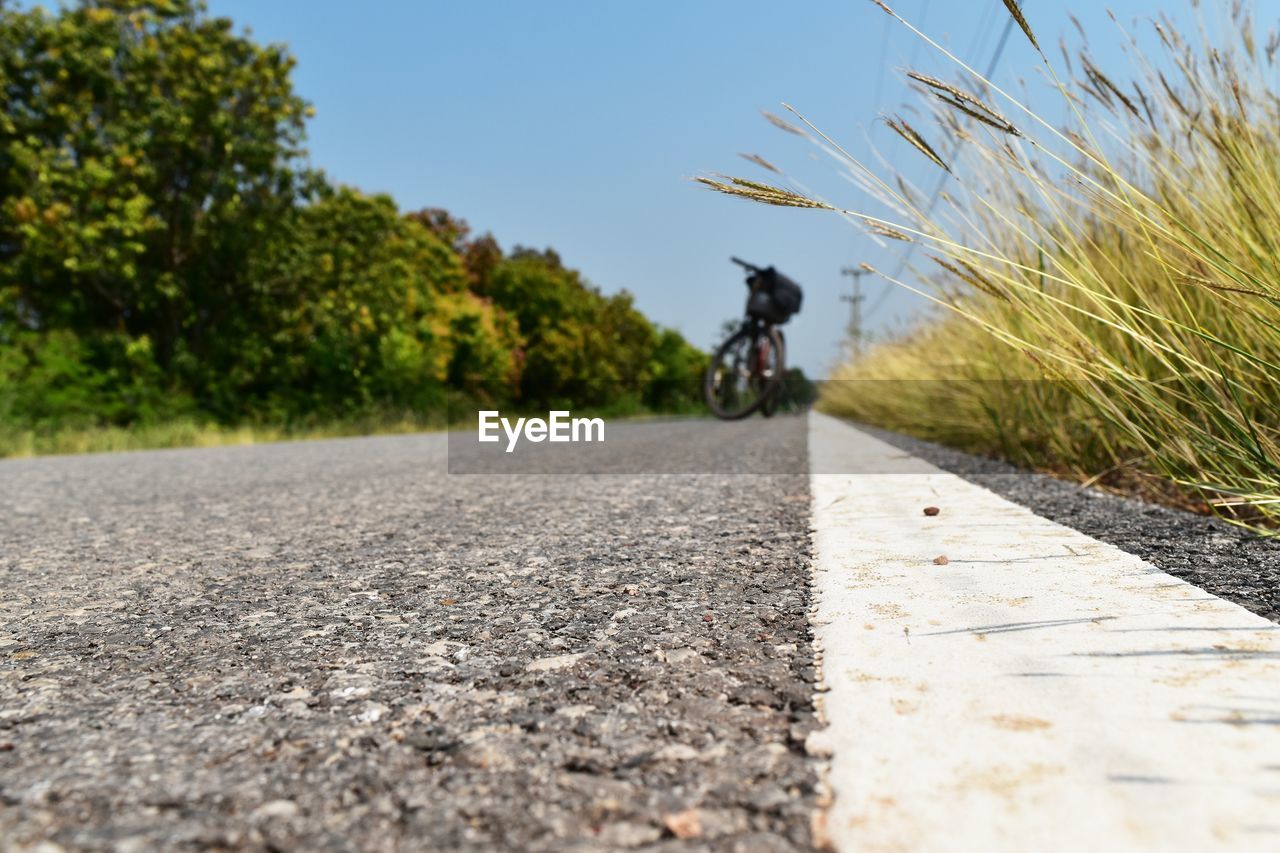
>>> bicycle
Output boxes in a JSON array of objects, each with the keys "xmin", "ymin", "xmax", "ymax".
[{"xmin": 704, "ymin": 257, "xmax": 803, "ymax": 420}]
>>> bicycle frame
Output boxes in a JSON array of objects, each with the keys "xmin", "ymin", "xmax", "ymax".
[{"xmin": 703, "ymin": 257, "xmax": 789, "ymax": 420}]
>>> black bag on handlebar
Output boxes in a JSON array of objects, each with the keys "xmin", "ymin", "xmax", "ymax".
[{"xmin": 746, "ymin": 267, "xmax": 803, "ymax": 324}]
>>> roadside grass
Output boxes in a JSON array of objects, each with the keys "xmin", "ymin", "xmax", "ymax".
[
  {"xmin": 0, "ymin": 413, "xmax": 450, "ymax": 459},
  {"xmin": 704, "ymin": 0, "xmax": 1280, "ymax": 529},
  {"xmin": 0, "ymin": 399, "xmax": 713, "ymax": 460}
]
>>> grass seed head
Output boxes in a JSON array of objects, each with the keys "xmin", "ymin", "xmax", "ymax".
[
  {"xmin": 887, "ymin": 116, "xmax": 952, "ymax": 172},
  {"xmin": 1081, "ymin": 55, "xmax": 1141, "ymax": 119},
  {"xmin": 1002, "ymin": 0, "xmax": 1040, "ymax": 52},
  {"xmin": 930, "ymin": 255, "xmax": 1009, "ymax": 301},
  {"xmin": 865, "ymin": 219, "xmax": 914, "ymax": 242},
  {"xmin": 694, "ymin": 176, "xmax": 834, "ymax": 210},
  {"xmin": 762, "ymin": 110, "xmax": 806, "ymax": 136},
  {"xmin": 739, "ymin": 152, "xmax": 781, "ymax": 174},
  {"xmin": 907, "ymin": 72, "xmax": 1020, "ymax": 135}
]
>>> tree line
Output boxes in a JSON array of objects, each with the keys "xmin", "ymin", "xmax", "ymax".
[{"xmin": 0, "ymin": 0, "xmax": 706, "ymax": 434}]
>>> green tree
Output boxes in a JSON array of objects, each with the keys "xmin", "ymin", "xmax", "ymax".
[
  {"xmin": 243, "ymin": 187, "xmax": 520, "ymax": 418},
  {"xmin": 406, "ymin": 208, "xmax": 503, "ymax": 296},
  {"xmin": 0, "ymin": 0, "xmax": 705, "ymax": 442},
  {"xmin": 487, "ymin": 248, "xmax": 604, "ymax": 405},
  {"xmin": 0, "ymin": 0, "xmax": 310, "ymax": 374},
  {"xmin": 486, "ymin": 248, "xmax": 705, "ymax": 410},
  {"xmin": 646, "ymin": 327, "xmax": 707, "ymax": 410}
]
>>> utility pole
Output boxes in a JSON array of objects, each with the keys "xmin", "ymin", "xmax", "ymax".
[{"xmin": 841, "ymin": 266, "xmax": 870, "ymax": 361}]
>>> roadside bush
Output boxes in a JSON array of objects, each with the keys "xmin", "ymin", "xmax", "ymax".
[{"xmin": 704, "ymin": 0, "xmax": 1280, "ymax": 526}]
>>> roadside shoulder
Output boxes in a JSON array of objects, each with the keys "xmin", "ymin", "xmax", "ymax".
[{"xmin": 850, "ymin": 420, "xmax": 1280, "ymax": 624}]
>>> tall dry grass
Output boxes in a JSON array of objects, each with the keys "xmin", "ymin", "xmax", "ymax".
[{"xmin": 702, "ymin": 0, "xmax": 1280, "ymax": 527}]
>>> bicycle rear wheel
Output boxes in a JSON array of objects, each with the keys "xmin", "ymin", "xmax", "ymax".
[{"xmin": 703, "ymin": 324, "xmax": 786, "ymax": 420}]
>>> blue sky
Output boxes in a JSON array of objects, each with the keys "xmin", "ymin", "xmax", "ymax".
[{"xmin": 200, "ymin": 0, "xmax": 1204, "ymax": 376}]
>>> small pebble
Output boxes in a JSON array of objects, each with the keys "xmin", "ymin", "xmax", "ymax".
[
  {"xmin": 923, "ymin": 506, "xmax": 940, "ymax": 517},
  {"xmin": 933, "ymin": 555, "xmax": 949, "ymax": 566},
  {"xmin": 662, "ymin": 808, "xmax": 703, "ymax": 840},
  {"xmin": 251, "ymin": 799, "xmax": 300, "ymax": 820}
]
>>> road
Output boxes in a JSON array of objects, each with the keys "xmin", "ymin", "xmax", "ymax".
[
  {"xmin": 6, "ymin": 414, "xmax": 1280, "ymax": 852},
  {"xmin": 0, "ymin": 417, "xmax": 818, "ymax": 851}
]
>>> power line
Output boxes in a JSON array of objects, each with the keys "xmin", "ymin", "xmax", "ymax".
[
  {"xmin": 856, "ymin": 0, "xmax": 898, "ymax": 264},
  {"xmin": 865, "ymin": 6, "xmax": 1018, "ymax": 322},
  {"xmin": 886, "ymin": 0, "xmax": 933, "ymax": 177},
  {"xmin": 870, "ymin": 9, "xmax": 893, "ymax": 114},
  {"xmin": 860, "ymin": 0, "xmax": 931, "ymax": 331},
  {"xmin": 903, "ymin": 0, "xmax": 933, "ymax": 78},
  {"xmin": 964, "ymin": 2, "xmax": 1000, "ymax": 78}
]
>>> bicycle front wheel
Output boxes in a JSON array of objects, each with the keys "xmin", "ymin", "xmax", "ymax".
[{"xmin": 703, "ymin": 324, "xmax": 786, "ymax": 420}]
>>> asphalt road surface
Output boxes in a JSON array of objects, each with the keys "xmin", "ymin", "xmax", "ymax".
[
  {"xmin": 0, "ymin": 417, "xmax": 818, "ymax": 851},
  {"xmin": 6, "ymin": 414, "xmax": 1280, "ymax": 852}
]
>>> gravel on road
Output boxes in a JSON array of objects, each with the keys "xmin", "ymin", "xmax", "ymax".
[{"xmin": 0, "ymin": 417, "xmax": 818, "ymax": 851}]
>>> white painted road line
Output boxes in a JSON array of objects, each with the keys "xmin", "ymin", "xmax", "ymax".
[{"xmin": 807, "ymin": 412, "xmax": 1280, "ymax": 852}]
